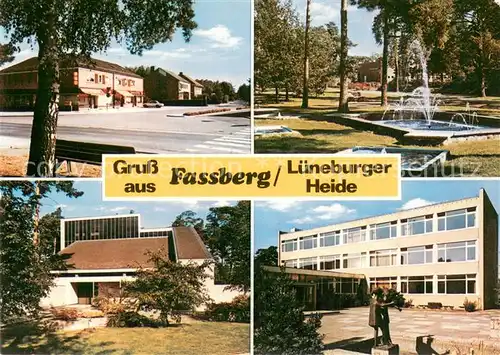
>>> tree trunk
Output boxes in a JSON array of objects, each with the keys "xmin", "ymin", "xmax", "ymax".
[
  {"xmin": 33, "ymin": 181, "xmax": 40, "ymax": 246},
  {"xmin": 275, "ymin": 86, "xmax": 279, "ymax": 103},
  {"xmin": 301, "ymin": 0, "xmax": 311, "ymax": 109},
  {"xmin": 380, "ymin": 11, "xmax": 389, "ymax": 107},
  {"xmin": 27, "ymin": 13, "xmax": 60, "ymax": 177},
  {"xmin": 394, "ymin": 37, "xmax": 399, "ymax": 93},
  {"xmin": 337, "ymin": 0, "xmax": 349, "ymax": 113}
]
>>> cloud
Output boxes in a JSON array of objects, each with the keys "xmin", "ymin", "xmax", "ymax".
[
  {"xmin": 94, "ymin": 206, "xmax": 130, "ymax": 213},
  {"xmin": 299, "ymin": 1, "xmax": 359, "ymax": 26},
  {"xmin": 211, "ymin": 201, "xmax": 232, "ymax": 208},
  {"xmin": 56, "ymin": 204, "xmax": 68, "ymax": 209},
  {"xmin": 399, "ymin": 198, "xmax": 435, "ymax": 210},
  {"xmin": 194, "ymin": 25, "xmax": 243, "ymax": 49},
  {"xmin": 143, "ymin": 49, "xmax": 192, "ymax": 59},
  {"xmin": 289, "ymin": 203, "xmax": 356, "ymax": 225},
  {"xmin": 257, "ymin": 200, "xmax": 296, "ymax": 212}
]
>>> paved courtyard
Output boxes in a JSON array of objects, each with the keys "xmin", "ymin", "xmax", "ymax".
[{"xmin": 320, "ymin": 307, "xmax": 500, "ymax": 355}]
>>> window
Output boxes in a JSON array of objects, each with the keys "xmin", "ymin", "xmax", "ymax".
[
  {"xmin": 370, "ymin": 277, "xmax": 397, "ymax": 291},
  {"xmin": 370, "ymin": 221, "xmax": 397, "ymax": 240},
  {"xmin": 281, "ymin": 239, "xmax": 297, "ymax": 253},
  {"xmin": 299, "ymin": 235, "xmax": 317, "ymax": 250},
  {"xmin": 438, "ymin": 274, "xmax": 476, "ymax": 294},
  {"xmin": 401, "ymin": 215, "xmax": 433, "ymax": 236},
  {"xmin": 401, "ymin": 276, "xmax": 433, "ymax": 294},
  {"xmin": 320, "ymin": 230, "xmax": 341, "ymax": 247},
  {"xmin": 284, "ymin": 259, "xmax": 298, "ymax": 268},
  {"xmin": 343, "ymin": 226, "xmax": 366, "ymax": 244},
  {"xmin": 342, "ymin": 252, "xmax": 367, "ymax": 269},
  {"xmin": 370, "ymin": 249, "xmax": 397, "ymax": 267},
  {"xmin": 437, "ymin": 240, "xmax": 476, "ymax": 263},
  {"xmin": 401, "ymin": 245, "xmax": 433, "ymax": 265},
  {"xmin": 299, "ymin": 257, "xmax": 317, "ymax": 270},
  {"xmin": 438, "ymin": 208, "xmax": 476, "ymax": 231},
  {"xmin": 320, "ymin": 255, "xmax": 341, "ymax": 270},
  {"xmin": 341, "ymin": 278, "xmax": 358, "ymax": 294}
]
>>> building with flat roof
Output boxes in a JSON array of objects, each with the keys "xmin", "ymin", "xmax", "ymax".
[
  {"xmin": 278, "ymin": 189, "xmax": 498, "ymax": 310},
  {"xmin": 42, "ymin": 214, "xmax": 240, "ymax": 308}
]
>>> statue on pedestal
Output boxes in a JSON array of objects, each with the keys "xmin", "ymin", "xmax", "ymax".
[{"xmin": 368, "ymin": 288, "xmax": 403, "ymax": 347}]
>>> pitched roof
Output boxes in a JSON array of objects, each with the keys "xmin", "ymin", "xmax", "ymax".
[
  {"xmin": 172, "ymin": 226, "xmax": 211, "ymax": 260},
  {"xmin": 0, "ymin": 56, "xmax": 143, "ymax": 78},
  {"xmin": 60, "ymin": 237, "xmax": 168, "ymax": 270},
  {"xmin": 156, "ymin": 67, "xmax": 189, "ymax": 83},
  {"xmin": 178, "ymin": 72, "xmax": 203, "ymax": 87}
]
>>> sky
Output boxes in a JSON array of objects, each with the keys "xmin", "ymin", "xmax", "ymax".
[
  {"xmin": 254, "ymin": 179, "xmax": 500, "ymax": 250},
  {"xmin": 292, "ymin": 0, "xmax": 380, "ymax": 57},
  {"xmin": 0, "ymin": 0, "xmax": 251, "ymax": 87},
  {"xmin": 38, "ymin": 180, "xmax": 237, "ymax": 228}
]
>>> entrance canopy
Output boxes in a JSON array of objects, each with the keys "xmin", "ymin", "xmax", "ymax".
[
  {"xmin": 79, "ymin": 88, "xmax": 104, "ymax": 96},
  {"xmin": 115, "ymin": 89, "xmax": 133, "ymax": 97}
]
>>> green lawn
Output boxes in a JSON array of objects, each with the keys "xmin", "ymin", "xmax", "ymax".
[
  {"xmin": 255, "ymin": 89, "xmax": 500, "ymax": 117},
  {"xmin": 1, "ymin": 320, "xmax": 250, "ymax": 355},
  {"xmin": 254, "ymin": 118, "xmax": 500, "ymax": 177}
]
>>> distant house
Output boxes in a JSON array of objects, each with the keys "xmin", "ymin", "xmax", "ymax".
[
  {"xmin": 357, "ymin": 59, "xmax": 395, "ymax": 83},
  {"xmin": 143, "ymin": 67, "xmax": 191, "ymax": 101},
  {"xmin": 0, "ymin": 56, "xmax": 144, "ymax": 110},
  {"xmin": 178, "ymin": 72, "xmax": 204, "ymax": 98}
]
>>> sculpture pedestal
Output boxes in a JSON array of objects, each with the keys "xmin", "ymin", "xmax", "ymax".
[{"xmin": 371, "ymin": 344, "xmax": 399, "ymax": 355}]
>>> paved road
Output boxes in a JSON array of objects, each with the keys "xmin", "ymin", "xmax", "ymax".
[{"xmin": 0, "ymin": 109, "xmax": 251, "ymax": 154}]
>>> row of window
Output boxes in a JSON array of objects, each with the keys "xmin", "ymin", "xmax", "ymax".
[
  {"xmin": 369, "ymin": 274, "xmax": 477, "ymax": 295},
  {"xmin": 64, "ymin": 216, "xmax": 140, "ymax": 246},
  {"xmin": 2, "ymin": 72, "xmax": 38, "ymax": 86},
  {"xmin": 283, "ymin": 240, "xmax": 477, "ymax": 270},
  {"xmin": 86, "ymin": 74, "xmax": 136, "ymax": 87},
  {"xmin": 139, "ymin": 230, "xmax": 170, "ymax": 238},
  {"xmin": 281, "ymin": 207, "xmax": 477, "ymax": 252}
]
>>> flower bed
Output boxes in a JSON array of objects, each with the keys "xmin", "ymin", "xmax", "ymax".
[{"xmin": 183, "ymin": 108, "xmax": 231, "ymax": 116}]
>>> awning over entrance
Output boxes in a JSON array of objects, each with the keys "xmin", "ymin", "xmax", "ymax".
[
  {"xmin": 79, "ymin": 88, "xmax": 104, "ymax": 96},
  {"xmin": 115, "ymin": 90, "xmax": 133, "ymax": 97}
]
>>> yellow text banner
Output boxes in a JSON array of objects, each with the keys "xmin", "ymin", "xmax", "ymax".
[{"xmin": 102, "ymin": 154, "xmax": 401, "ymax": 200}]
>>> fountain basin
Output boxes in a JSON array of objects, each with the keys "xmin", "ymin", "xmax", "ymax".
[
  {"xmin": 254, "ymin": 125, "xmax": 301, "ymax": 137},
  {"xmin": 327, "ymin": 112, "xmax": 500, "ymax": 145},
  {"xmin": 336, "ymin": 146, "xmax": 449, "ymax": 177}
]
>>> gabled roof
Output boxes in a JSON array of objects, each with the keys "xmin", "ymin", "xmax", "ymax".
[
  {"xmin": 178, "ymin": 72, "xmax": 203, "ymax": 87},
  {"xmin": 172, "ymin": 226, "xmax": 211, "ymax": 260},
  {"xmin": 0, "ymin": 56, "xmax": 143, "ymax": 79},
  {"xmin": 156, "ymin": 67, "xmax": 189, "ymax": 83},
  {"xmin": 60, "ymin": 237, "xmax": 168, "ymax": 270}
]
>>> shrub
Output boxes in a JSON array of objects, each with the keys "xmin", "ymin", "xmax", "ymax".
[
  {"xmin": 404, "ymin": 299, "xmax": 413, "ymax": 308},
  {"xmin": 50, "ymin": 307, "xmax": 80, "ymax": 321},
  {"xmin": 92, "ymin": 296, "xmax": 127, "ymax": 314},
  {"xmin": 106, "ymin": 311, "xmax": 161, "ymax": 328},
  {"xmin": 205, "ymin": 294, "xmax": 250, "ymax": 323},
  {"xmin": 254, "ymin": 266, "xmax": 324, "ymax": 354},
  {"xmin": 463, "ymin": 298, "xmax": 477, "ymax": 312},
  {"xmin": 428, "ymin": 302, "xmax": 443, "ymax": 310}
]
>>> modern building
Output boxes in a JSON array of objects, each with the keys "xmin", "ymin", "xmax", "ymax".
[
  {"xmin": 41, "ymin": 214, "xmax": 240, "ymax": 308},
  {"xmin": 143, "ymin": 66, "xmax": 191, "ymax": 101},
  {"xmin": 278, "ymin": 189, "xmax": 498, "ymax": 310},
  {"xmin": 178, "ymin": 72, "xmax": 204, "ymax": 98},
  {"xmin": 0, "ymin": 56, "xmax": 144, "ymax": 110}
]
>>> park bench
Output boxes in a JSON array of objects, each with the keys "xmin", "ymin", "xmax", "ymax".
[{"xmin": 54, "ymin": 139, "xmax": 136, "ymax": 175}]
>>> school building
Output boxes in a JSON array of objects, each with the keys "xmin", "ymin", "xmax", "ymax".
[{"xmin": 278, "ymin": 189, "xmax": 498, "ymax": 310}]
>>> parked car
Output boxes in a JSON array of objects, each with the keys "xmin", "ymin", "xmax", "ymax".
[{"xmin": 143, "ymin": 100, "xmax": 164, "ymax": 108}]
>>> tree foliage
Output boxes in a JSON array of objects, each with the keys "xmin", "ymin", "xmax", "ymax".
[
  {"xmin": 124, "ymin": 250, "xmax": 211, "ymax": 325},
  {"xmin": 254, "ymin": 265, "xmax": 324, "ymax": 354},
  {"xmin": 171, "ymin": 201, "xmax": 250, "ymax": 292},
  {"xmin": 204, "ymin": 201, "xmax": 251, "ymax": 292},
  {"xmin": 0, "ymin": 0, "xmax": 197, "ymax": 176},
  {"xmin": 0, "ymin": 43, "xmax": 15, "ymax": 66},
  {"xmin": 254, "ymin": 246, "xmax": 278, "ymax": 266},
  {"xmin": 0, "ymin": 181, "xmax": 82, "ymax": 322}
]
